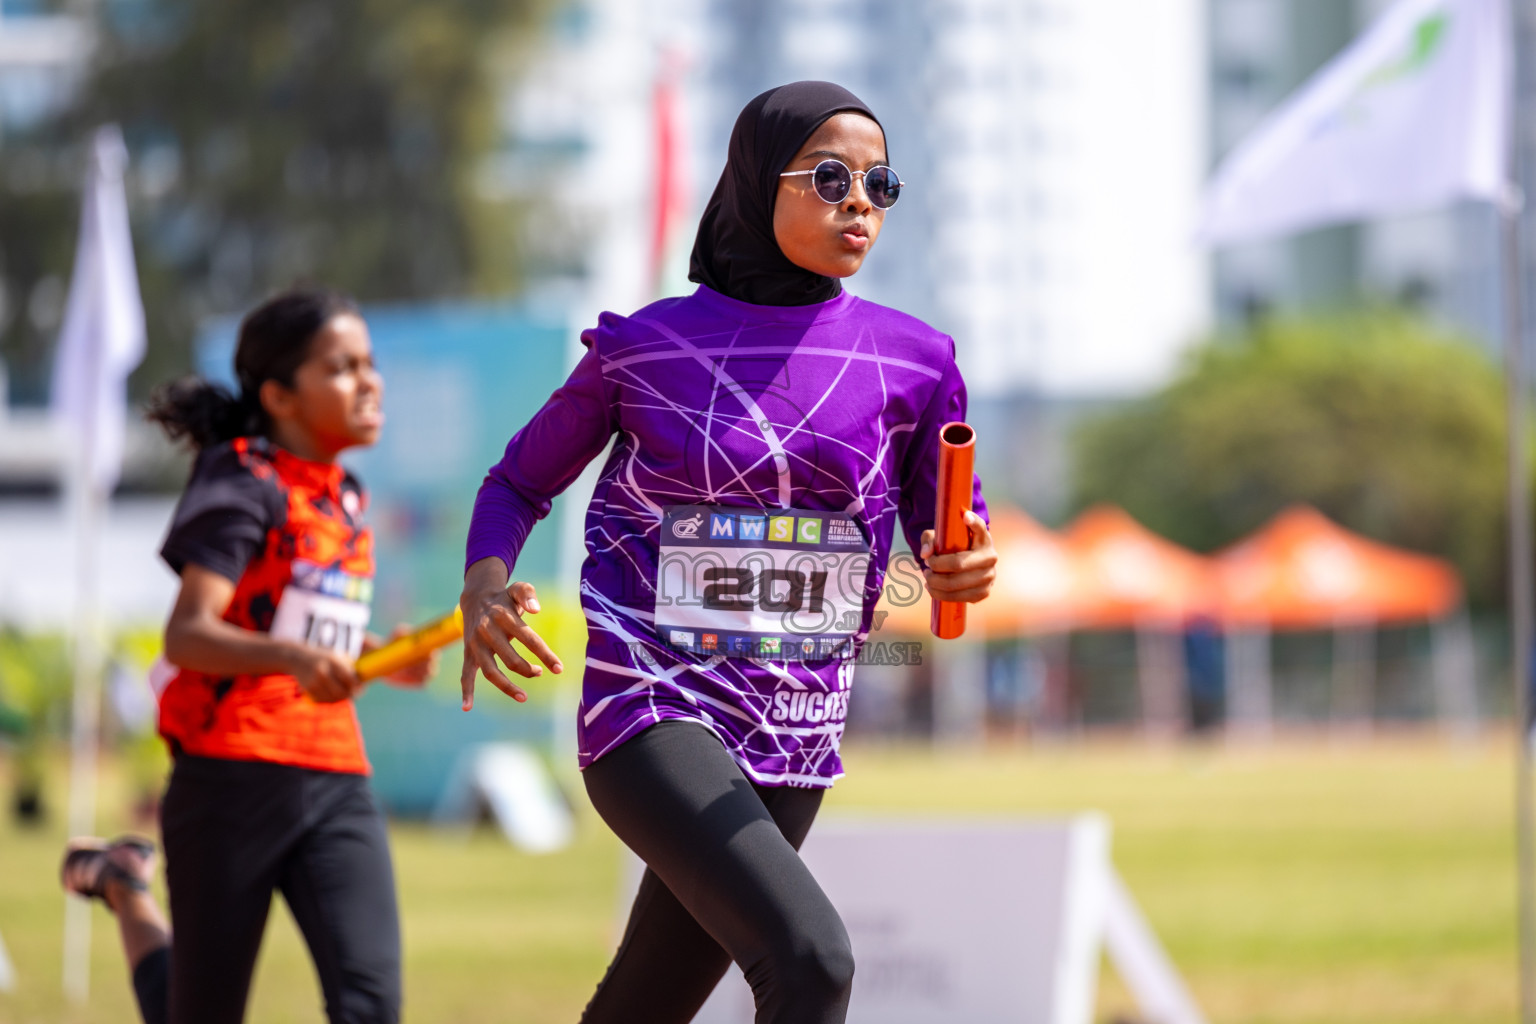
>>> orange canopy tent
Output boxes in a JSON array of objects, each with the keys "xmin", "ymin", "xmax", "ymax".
[
  {"xmin": 1059, "ymin": 505, "xmax": 1219, "ymax": 735},
  {"xmin": 1060, "ymin": 505, "xmax": 1219, "ymax": 629},
  {"xmin": 1213, "ymin": 505, "xmax": 1462, "ymax": 629},
  {"xmin": 876, "ymin": 505, "xmax": 1082, "ymax": 637}
]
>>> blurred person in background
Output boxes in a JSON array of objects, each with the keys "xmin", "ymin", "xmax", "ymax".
[
  {"xmin": 458, "ymin": 82, "xmax": 997, "ymax": 1023},
  {"xmin": 59, "ymin": 288, "xmax": 437, "ymax": 1024},
  {"xmin": 1184, "ymin": 616, "xmax": 1226, "ymax": 733}
]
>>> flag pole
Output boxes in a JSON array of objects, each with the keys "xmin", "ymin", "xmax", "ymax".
[
  {"xmin": 61, "ymin": 461, "xmax": 103, "ymax": 1003},
  {"xmin": 53, "ymin": 124, "xmax": 146, "ymax": 1004},
  {"xmin": 1503, "ymin": 4, "xmax": 1535, "ymax": 1020}
]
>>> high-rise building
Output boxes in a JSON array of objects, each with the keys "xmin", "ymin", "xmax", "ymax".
[
  {"xmin": 0, "ymin": 5, "xmax": 87, "ymax": 141},
  {"xmin": 509, "ymin": 0, "xmax": 1212, "ymax": 401}
]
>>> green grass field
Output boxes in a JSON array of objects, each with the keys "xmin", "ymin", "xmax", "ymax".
[{"xmin": 0, "ymin": 737, "xmax": 1516, "ymax": 1023}]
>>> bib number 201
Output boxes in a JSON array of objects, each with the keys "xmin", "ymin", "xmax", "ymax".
[{"xmin": 702, "ymin": 567, "xmax": 829, "ymax": 613}]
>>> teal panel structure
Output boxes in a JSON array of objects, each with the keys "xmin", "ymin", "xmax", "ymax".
[{"xmin": 196, "ymin": 301, "xmax": 573, "ymax": 815}]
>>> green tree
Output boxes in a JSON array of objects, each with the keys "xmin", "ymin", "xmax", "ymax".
[
  {"xmin": 1071, "ymin": 312, "xmax": 1514, "ymax": 605},
  {"xmin": 0, "ymin": 0, "xmax": 548, "ymax": 402}
]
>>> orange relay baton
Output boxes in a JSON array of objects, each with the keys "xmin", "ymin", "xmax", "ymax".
[{"xmin": 930, "ymin": 421, "xmax": 976, "ymax": 640}]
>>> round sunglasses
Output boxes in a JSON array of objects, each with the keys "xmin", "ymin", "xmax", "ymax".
[{"xmin": 779, "ymin": 159, "xmax": 904, "ymax": 210}]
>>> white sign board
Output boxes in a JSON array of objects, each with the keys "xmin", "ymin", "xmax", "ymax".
[
  {"xmin": 644, "ymin": 817, "xmax": 1113, "ymax": 1024},
  {"xmin": 432, "ymin": 743, "xmax": 574, "ymax": 853}
]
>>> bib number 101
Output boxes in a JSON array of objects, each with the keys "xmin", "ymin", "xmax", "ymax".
[{"xmin": 302, "ymin": 612, "xmax": 361, "ymax": 655}]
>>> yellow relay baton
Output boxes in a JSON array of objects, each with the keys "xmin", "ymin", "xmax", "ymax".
[{"xmin": 355, "ymin": 607, "xmax": 465, "ymax": 682}]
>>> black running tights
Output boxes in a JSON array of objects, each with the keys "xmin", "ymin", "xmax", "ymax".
[
  {"xmin": 580, "ymin": 720, "xmax": 853, "ymax": 1024},
  {"xmin": 131, "ymin": 755, "xmax": 402, "ymax": 1024}
]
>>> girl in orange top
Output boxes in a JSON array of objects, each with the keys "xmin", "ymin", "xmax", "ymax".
[{"xmin": 60, "ymin": 287, "xmax": 435, "ymax": 1024}]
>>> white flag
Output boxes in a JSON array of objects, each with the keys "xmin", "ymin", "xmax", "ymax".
[
  {"xmin": 1199, "ymin": 0, "xmax": 1509, "ymax": 245},
  {"xmin": 50, "ymin": 125, "xmax": 147, "ymax": 493}
]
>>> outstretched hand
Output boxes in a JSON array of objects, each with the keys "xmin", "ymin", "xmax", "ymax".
[
  {"xmin": 458, "ymin": 558, "xmax": 563, "ymax": 711},
  {"xmin": 919, "ymin": 510, "xmax": 997, "ymax": 604}
]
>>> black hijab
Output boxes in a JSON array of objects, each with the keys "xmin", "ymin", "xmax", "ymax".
[{"xmin": 688, "ymin": 81, "xmax": 882, "ymax": 307}]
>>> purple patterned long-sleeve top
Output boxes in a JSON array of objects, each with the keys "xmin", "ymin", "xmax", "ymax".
[{"xmin": 467, "ymin": 285, "xmax": 986, "ymax": 787}]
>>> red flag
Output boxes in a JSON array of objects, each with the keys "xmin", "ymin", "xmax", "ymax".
[{"xmin": 649, "ymin": 52, "xmax": 685, "ymax": 296}]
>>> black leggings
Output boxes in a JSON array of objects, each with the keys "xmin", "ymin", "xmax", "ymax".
[
  {"xmin": 132, "ymin": 755, "xmax": 402, "ymax": 1024},
  {"xmin": 581, "ymin": 720, "xmax": 853, "ymax": 1024}
]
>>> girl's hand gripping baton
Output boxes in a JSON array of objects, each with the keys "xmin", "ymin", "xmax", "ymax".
[
  {"xmin": 355, "ymin": 607, "xmax": 466, "ymax": 682},
  {"xmin": 930, "ymin": 422, "xmax": 976, "ymax": 640}
]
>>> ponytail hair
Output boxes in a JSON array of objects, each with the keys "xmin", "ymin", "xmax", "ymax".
[{"xmin": 147, "ymin": 287, "xmax": 360, "ymax": 450}]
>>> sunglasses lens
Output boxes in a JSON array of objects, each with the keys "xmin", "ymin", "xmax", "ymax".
[
  {"xmin": 865, "ymin": 166, "xmax": 901, "ymax": 209},
  {"xmin": 812, "ymin": 160, "xmax": 852, "ymax": 203}
]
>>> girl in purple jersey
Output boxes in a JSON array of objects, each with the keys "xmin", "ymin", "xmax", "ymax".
[{"xmin": 460, "ymin": 81, "xmax": 996, "ymax": 1023}]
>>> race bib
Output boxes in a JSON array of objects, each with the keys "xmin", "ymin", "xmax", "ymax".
[
  {"xmin": 269, "ymin": 561, "xmax": 373, "ymax": 659},
  {"xmin": 655, "ymin": 505, "xmax": 871, "ymax": 660}
]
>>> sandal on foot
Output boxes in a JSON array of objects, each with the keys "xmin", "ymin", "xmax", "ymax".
[{"xmin": 61, "ymin": 835, "xmax": 156, "ymax": 904}]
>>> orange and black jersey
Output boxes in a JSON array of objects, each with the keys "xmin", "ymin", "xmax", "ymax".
[{"xmin": 157, "ymin": 436, "xmax": 374, "ymax": 774}]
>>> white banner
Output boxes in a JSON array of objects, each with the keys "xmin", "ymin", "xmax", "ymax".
[
  {"xmin": 1200, "ymin": 0, "xmax": 1509, "ymax": 245},
  {"xmin": 50, "ymin": 125, "xmax": 147, "ymax": 492}
]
